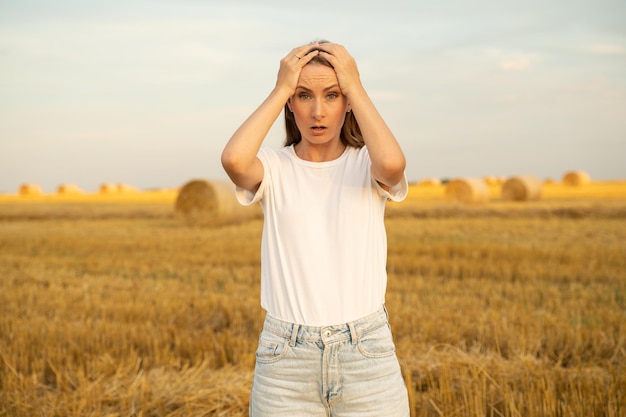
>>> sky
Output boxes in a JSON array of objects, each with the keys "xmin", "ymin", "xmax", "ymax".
[{"xmin": 1, "ymin": 0, "xmax": 625, "ymax": 193}]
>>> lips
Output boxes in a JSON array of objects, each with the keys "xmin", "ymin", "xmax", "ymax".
[{"xmin": 310, "ymin": 126, "xmax": 326, "ymax": 136}]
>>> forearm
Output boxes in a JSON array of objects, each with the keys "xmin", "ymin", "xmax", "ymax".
[
  {"xmin": 221, "ymin": 86, "xmax": 291, "ymax": 175},
  {"xmin": 348, "ymin": 86, "xmax": 406, "ymax": 186}
]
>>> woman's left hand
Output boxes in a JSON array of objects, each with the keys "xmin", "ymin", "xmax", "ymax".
[{"xmin": 316, "ymin": 43, "xmax": 363, "ymax": 97}]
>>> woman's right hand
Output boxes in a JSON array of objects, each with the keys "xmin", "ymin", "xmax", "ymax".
[{"xmin": 275, "ymin": 43, "xmax": 320, "ymax": 96}]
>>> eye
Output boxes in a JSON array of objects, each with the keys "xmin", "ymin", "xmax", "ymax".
[
  {"xmin": 298, "ymin": 93, "xmax": 311, "ymax": 100},
  {"xmin": 327, "ymin": 92, "xmax": 339, "ymax": 99}
]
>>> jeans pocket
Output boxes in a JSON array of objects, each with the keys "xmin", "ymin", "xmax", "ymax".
[
  {"xmin": 357, "ymin": 323, "xmax": 397, "ymax": 358},
  {"xmin": 255, "ymin": 330, "xmax": 290, "ymax": 364}
]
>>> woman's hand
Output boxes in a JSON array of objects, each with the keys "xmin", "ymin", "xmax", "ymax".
[
  {"xmin": 275, "ymin": 44, "xmax": 320, "ymax": 96},
  {"xmin": 316, "ymin": 43, "xmax": 363, "ymax": 97}
]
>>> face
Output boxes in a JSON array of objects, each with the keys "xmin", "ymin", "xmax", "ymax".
[{"xmin": 288, "ymin": 63, "xmax": 350, "ymax": 147}]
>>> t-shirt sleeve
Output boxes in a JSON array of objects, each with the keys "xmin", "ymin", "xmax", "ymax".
[
  {"xmin": 374, "ymin": 172, "xmax": 409, "ymax": 202},
  {"xmin": 235, "ymin": 150, "xmax": 269, "ymax": 206}
]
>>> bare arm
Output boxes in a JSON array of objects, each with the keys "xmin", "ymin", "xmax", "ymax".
[
  {"xmin": 317, "ymin": 44, "xmax": 406, "ymax": 188},
  {"xmin": 221, "ymin": 45, "xmax": 320, "ymax": 192}
]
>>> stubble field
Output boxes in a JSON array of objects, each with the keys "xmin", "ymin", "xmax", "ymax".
[{"xmin": 1, "ymin": 181, "xmax": 625, "ymax": 416}]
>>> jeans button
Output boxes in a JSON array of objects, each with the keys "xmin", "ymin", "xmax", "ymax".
[{"xmin": 323, "ymin": 329, "xmax": 332, "ymax": 337}]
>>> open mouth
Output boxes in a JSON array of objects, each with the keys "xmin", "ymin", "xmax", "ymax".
[{"xmin": 311, "ymin": 126, "xmax": 326, "ymax": 134}]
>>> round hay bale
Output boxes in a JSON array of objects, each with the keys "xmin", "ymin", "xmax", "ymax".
[
  {"xmin": 501, "ymin": 175, "xmax": 542, "ymax": 201},
  {"xmin": 562, "ymin": 170, "xmax": 591, "ymax": 187},
  {"xmin": 99, "ymin": 183, "xmax": 118, "ymax": 194},
  {"xmin": 444, "ymin": 178, "xmax": 489, "ymax": 204},
  {"xmin": 117, "ymin": 183, "xmax": 139, "ymax": 193},
  {"xmin": 57, "ymin": 184, "xmax": 84, "ymax": 195},
  {"xmin": 417, "ymin": 178, "xmax": 442, "ymax": 187},
  {"xmin": 19, "ymin": 183, "xmax": 43, "ymax": 196},
  {"xmin": 175, "ymin": 179, "xmax": 262, "ymax": 227}
]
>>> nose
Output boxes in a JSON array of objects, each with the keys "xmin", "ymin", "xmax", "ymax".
[{"xmin": 312, "ymin": 99, "xmax": 324, "ymax": 120}]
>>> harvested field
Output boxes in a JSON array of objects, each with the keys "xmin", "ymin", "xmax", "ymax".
[{"xmin": 1, "ymin": 181, "xmax": 625, "ymax": 416}]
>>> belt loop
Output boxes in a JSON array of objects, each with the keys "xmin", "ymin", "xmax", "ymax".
[
  {"xmin": 348, "ymin": 322, "xmax": 358, "ymax": 345},
  {"xmin": 289, "ymin": 324, "xmax": 299, "ymax": 347}
]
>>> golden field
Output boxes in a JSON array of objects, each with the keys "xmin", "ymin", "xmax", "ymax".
[{"xmin": 1, "ymin": 180, "xmax": 625, "ymax": 416}]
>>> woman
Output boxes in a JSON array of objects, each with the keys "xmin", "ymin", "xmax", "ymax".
[{"xmin": 222, "ymin": 41, "xmax": 410, "ymax": 417}]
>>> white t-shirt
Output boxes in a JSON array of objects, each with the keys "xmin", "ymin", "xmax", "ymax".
[{"xmin": 236, "ymin": 144, "xmax": 408, "ymax": 326}]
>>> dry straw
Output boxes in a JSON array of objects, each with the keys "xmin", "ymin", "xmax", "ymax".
[
  {"xmin": 19, "ymin": 183, "xmax": 43, "ymax": 196},
  {"xmin": 445, "ymin": 178, "xmax": 489, "ymax": 204},
  {"xmin": 501, "ymin": 175, "xmax": 542, "ymax": 201},
  {"xmin": 57, "ymin": 184, "xmax": 84, "ymax": 195},
  {"xmin": 562, "ymin": 170, "xmax": 591, "ymax": 187},
  {"xmin": 175, "ymin": 179, "xmax": 262, "ymax": 227}
]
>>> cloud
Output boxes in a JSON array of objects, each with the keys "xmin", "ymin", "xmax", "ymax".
[
  {"xmin": 499, "ymin": 57, "xmax": 531, "ymax": 71},
  {"xmin": 0, "ymin": 18, "xmax": 260, "ymax": 71},
  {"xmin": 582, "ymin": 43, "xmax": 626, "ymax": 56}
]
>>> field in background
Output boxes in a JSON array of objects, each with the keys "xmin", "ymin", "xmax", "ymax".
[{"xmin": 1, "ymin": 181, "xmax": 625, "ymax": 416}]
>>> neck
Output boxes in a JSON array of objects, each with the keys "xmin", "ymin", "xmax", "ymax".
[{"xmin": 295, "ymin": 141, "xmax": 346, "ymax": 162}]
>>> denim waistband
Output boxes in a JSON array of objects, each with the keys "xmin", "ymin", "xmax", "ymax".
[{"xmin": 262, "ymin": 305, "xmax": 389, "ymax": 347}]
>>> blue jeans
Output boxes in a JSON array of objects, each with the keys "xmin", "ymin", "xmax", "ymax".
[{"xmin": 250, "ymin": 306, "xmax": 410, "ymax": 416}]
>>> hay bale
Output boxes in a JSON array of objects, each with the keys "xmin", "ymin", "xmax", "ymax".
[
  {"xmin": 57, "ymin": 184, "xmax": 84, "ymax": 195},
  {"xmin": 117, "ymin": 183, "xmax": 139, "ymax": 193},
  {"xmin": 444, "ymin": 178, "xmax": 489, "ymax": 204},
  {"xmin": 501, "ymin": 175, "xmax": 542, "ymax": 201},
  {"xmin": 19, "ymin": 183, "xmax": 43, "ymax": 196},
  {"xmin": 100, "ymin": 183, "xmax": 140, "ymax": 194},
  {"xmin": 175, "ymin": 179, "xmax": 262, "ymax": 227},
  {"xmin": 562, "ymin": 170, "xmax": 591, "ymax": 187},
  {"xmin": 99, "ymin": 183, "xmax": 118, "ymax": 194},
  {"xmin": 417, "ymin": 178, "xmax": 442, "ymax": 187}
]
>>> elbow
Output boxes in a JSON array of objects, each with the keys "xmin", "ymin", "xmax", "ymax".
[
  {"xmin": 220, "ymin": 149, "xmax": 233, "ymax": 174},
  {"xmin": 221, "ymin": 148, "xmax": 244, "ymax": 177},
  {"xmin": 374, "ymin": 155, "xmax": 406, "ymax": 187},
  {"xmin": 221, "ymin": 150, "xmax": 244, "ymax": 179}
]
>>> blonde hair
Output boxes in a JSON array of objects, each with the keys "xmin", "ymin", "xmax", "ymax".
[{"xmin": 283, "ymin": 44, "xmax": 364, "ymax": 148}]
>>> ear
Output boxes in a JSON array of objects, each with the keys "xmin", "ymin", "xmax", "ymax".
[
  {"xmin": 287, "ymin": 98, "xmax": 294, "ymax": 113},
  {"xmin": 346, "ymin": 102, "xmax": 352, "ymax": 113}
]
